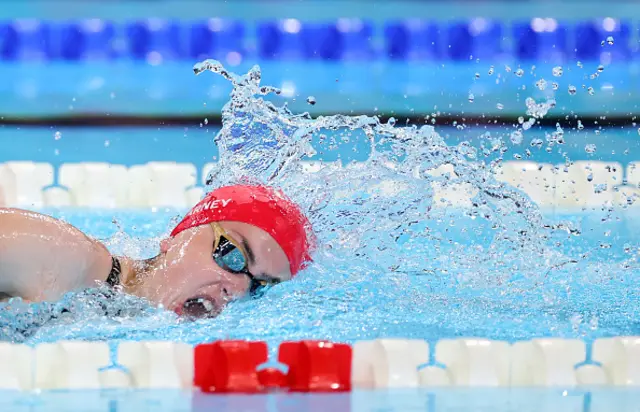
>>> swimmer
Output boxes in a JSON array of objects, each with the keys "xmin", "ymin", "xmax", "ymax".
[{"xmin": 0, "ymin": 184, "xmax": 314, "ymax": 319}]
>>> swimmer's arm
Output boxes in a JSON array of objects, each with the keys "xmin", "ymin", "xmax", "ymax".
[{"xmin": 0, "ymin": 208, "xmax": 112, "ymax": 302}]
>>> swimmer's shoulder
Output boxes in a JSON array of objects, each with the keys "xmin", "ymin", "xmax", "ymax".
[{"xmin": 0, "ymin": 208, "xmax": 113, "ymax": 302}]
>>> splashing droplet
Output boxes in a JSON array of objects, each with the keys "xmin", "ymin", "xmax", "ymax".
[
  {"xmin": 552, "ymin": 82, "xmax": 559, "ymax": 91},
  {"xmin": 587, "ymin": 86, "xmax": 595, "ymax": 96},
  {"xmin": 577, "ymin": 120, "xmax": 584, "ymax": 130},
  {"xmin": 496, "ymin": 103, "xmax": 504, "ymax": 110},
  {"xmin": 515, "ymin": 68, "xmax": 525, "ymax": 77},
  {"xmin": 536, "ymin": 79, "xmax": 547, "ymax": 90},
  {"xmin": 530, "ymin": 138, "xmax": 543, "ymax": 148},
  {"xmin": 522, "ymin": 118, "xmax": 536, "ymax": 130},
  {"xmin": 306, "ymin": 96, "xmax": 317, "ymax": 105},
  {"xmin": 204, "ymin": 118, "xmax": 209, "ymax": 125},
  {"xmin": 475, "ymin": 72, "xmax": 480, "ymax": 79},
  {"xmin": 525, "ymin": 97, "xmax": 556, "ymax": 119},
  {"xmin": 577, "ymin": 61, "xmax": 583, "ymax": 68},
  {"xmin": 510, "ymin": 130, "xmax": 523, "ymax": 145},
  {"xmin": 518, "ymin": 116, "xmax": 524, "ymax": 124},
  {"xmin": 468, "ymin": 93, "xmax": 475, "ymax": 103},
  {"xmin": 597, "ymin": 65, "xmax": 604, "ymax": 73},
  {"xmin": 607, "ymin": 36, "xmax": 614, "ymax": 45},
  {"xmin": 552, "ymin": 66, "xmax": 563, "ymax": 77},
  {"xmin": 54, "ymin": 131, "xmax": 62, "ymax": 140},
  {"xmin": 488, "ymin": 66, "xmax": 494, "ymax": 75},
  {"xmin": 568, "ymin": 85, "xmax": 577, "ymax": 95},
  {"xmin": 585, "ymin": 144, "xmax": 597, "ymax": 154}
]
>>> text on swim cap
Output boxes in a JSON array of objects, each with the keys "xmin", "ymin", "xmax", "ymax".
[{"xmin": 188, "ymin": 198, "xmax": 232, "ymax": 216}]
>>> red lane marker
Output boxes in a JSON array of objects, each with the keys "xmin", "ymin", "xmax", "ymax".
[
  {"xmin": 279, "ymin": 340, "xmax": 352, "ymax": 392},
  {"xmin": 194, "ymin": 340, "xmax": 268, "ymax": 393},
  {"xmin": 257, "ymin": 367, "xmax": 288, "ymax": 390}
]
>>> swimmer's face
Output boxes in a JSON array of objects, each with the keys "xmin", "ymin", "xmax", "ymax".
[{"xmin": 142, "ymin": 221, "xmax": 291, "ymax": 318}]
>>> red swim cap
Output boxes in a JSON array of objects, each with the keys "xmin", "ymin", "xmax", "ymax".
[{"xmin": 170, "ymin": 184, "xmax": 314, "ymax": 276}]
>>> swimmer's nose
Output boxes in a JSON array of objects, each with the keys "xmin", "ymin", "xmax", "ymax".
[{"xmin": 218, "ymin": 270, "xmax": 252, "ymax": 298}]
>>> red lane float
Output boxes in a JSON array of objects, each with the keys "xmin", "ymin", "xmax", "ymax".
[
  {"xmin": 194, "ymin": 340, "xmax": 352, "ymax": 393},
  {"xmin": 280, "ymin": 340, "xmax": 351, "ymax": 392},
  {"xmin": 194, "ymin": 340, "xmax": 268, "ymax": 393}
]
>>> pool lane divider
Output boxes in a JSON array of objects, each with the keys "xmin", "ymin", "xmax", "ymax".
[
  {"xmin": 2, "ymin": 337, "xmax": 640, "ymax": 391},
  {"xmin": 195, "ymin": 340, "xmax": 351, "ymax": 393}
]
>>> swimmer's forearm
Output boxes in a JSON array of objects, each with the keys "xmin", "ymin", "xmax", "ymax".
[{"xmin": 0, "ymin": 208, "xmax": 112, "ymax": 301}]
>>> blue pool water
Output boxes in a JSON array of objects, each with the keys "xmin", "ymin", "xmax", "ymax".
[
  {"xmin": 2, "ymin": 206, "xmax": 637, "ymax": 347},
  {"xmin": 3, "ymin": 387, "xmax": 640, "ymax": 412}
]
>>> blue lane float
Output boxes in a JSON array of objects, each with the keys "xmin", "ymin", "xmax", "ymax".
[
  {"xmin": 574, "ymin": 18, "xmax": 631, "ymax": 62},
  {"xmin": 0, "ymin": 18, "xmax": 635, "ymax": 62},
  {"xmin": 512, "ymin": 19, "xmax": 567, "ymax": 63},
  {"xmin": 384, "ymin": 20, "xmax": 440, "ymax": 60}
]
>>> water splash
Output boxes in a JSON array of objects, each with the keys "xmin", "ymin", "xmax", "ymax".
[
  {"xmin": 535, "ymin": 79, "xmax": 547, "ymax": 91},
  {"xmin": 5, "ymin": 59, "xmax": 636, "ymax": 345},
  {"xmin": 0, "ymin": 288, "xmax": 162, "ymax": 343},
  {"xmin": 190, "ymin": 59, "xmax": 579, "ymax": 289},
  {"xmin": 525, "ymin": 97, "xmax": 556, "ymax": 119}
]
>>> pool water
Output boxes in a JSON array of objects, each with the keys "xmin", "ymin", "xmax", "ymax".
[
  {"xmin": 2, "ymin": 204, "xmax": 638, "ymax": 347},
  {"xmin": 3, "ymin": 60, "xmax": 637, "ymax": 346},
  {"xmin": 2, "ymin": 387, "xmax": 640, "ymax": 411}
]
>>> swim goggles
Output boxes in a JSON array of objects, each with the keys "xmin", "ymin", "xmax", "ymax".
[{"xmin": 210, "ymin": 222, "xmax": 280, "ymax": 297}]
